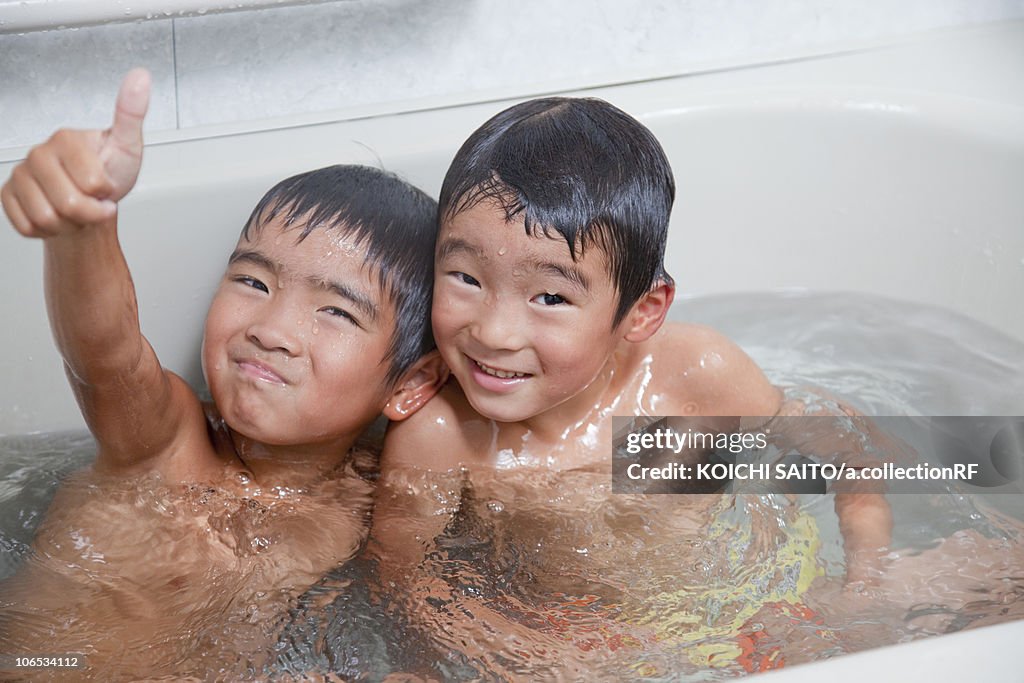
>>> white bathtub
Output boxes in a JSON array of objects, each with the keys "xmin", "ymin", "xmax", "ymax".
[{"xmin": 0, "ymin": 20, "xmax": 1022, "ymax": 681}]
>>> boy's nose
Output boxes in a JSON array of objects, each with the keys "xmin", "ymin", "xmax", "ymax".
[
  {"xmin": 470, "ymin": 298, "xmax": 527, "ymax": 352},
  {"xmin": 246, "ymin": 306, "xmax": 302, "ymax": 355}
]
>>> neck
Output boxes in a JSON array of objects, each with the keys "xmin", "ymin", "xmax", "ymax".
[{"xmin": 228, "ymin": 429, "xmax": 358, "ymax": 488}]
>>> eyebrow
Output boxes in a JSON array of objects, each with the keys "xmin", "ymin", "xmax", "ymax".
[
  {"xmin": 229, "ymin": 248, "xmax": 380, "ymax": 323},
  {"xmin": 230, "ymin": 249, "xmax": 276, "ymax": 272},
  {"xmin": 437, "ymin": 238, "xmax": 591, "ymax": 292},
  {"xmin": 436, "ymin": 237, "xmax": 486, "ymax": 262},
  {"xmin": 535, "ymin": 261, "xmax": 591, "ymax": 293},
  {"xmin": 316, "ymin": 278, "xmax": 380, "ymax": 323}
]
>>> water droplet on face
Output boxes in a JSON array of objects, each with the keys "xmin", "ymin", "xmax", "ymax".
[
  {"xmin": 311, "ymin": 320, "xmax": 320, "ymax": 335},
  {"xmin": 498, "ymin": 247, "xmax": 507, "ymax": 256},
  {"xmin": 486, "ymin": 499, "xmax": 504, "ymax": 513},
  {"xmin": 237, "ymin": 472, "xmax": 251, "ymax": 485}
]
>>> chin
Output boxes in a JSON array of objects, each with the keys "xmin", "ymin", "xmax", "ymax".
[
  {"xmin": 219, "ymin": 402, "xmax": 282, "ymax": 444},
  {"xmin": 464, "ymin": 393, "xmax": 539, "ymax": 425}
]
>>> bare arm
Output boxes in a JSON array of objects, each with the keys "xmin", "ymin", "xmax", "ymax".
[
  {"xmin": 657, "ymin": 324, "xmax": 892, "ymax": 583},
  {"xmin": 773, "ymin": 395, "xmax": 894, "ymax": 584},
  {"xmin": 1, "ymin": 70, "xmax": 199, "ymax": 470}
]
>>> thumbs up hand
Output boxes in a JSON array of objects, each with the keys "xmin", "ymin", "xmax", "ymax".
[
  {"xmin": 1, "ymin": 68, "xmax": 151, "ymax": 238},
  {"xmin": 97, "ymin": 68, "xmax": 151, "ymax": 202}
]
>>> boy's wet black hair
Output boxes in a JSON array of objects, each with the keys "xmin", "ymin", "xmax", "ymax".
[
  {"xmin": 438, "ymin": 97, "xmax": 675, "ymax": 326},
  {"xmin": 241, "ymin": 165, "xmax": 437, "ymax": 387}
]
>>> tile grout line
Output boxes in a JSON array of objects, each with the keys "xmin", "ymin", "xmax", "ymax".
[{"xmin": 171, "ymin": 18, "xmax": 181, "ymax": 130}]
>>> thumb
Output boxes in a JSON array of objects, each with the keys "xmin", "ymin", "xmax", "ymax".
[
  {"xmin": 108, "ymin": 68, "xmax": 150, "ymax": 153},
  {"xmin": 101, "ymin": 68, "xmax": 151, "ymax": 200}
]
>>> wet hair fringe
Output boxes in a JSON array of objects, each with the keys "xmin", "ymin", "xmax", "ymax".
[
  {"xmin": 242, "ymin": 165, "xmax": 438, "ymax": 387},
  {"xmin": 438, "ymin": 97, "xmax": 676, "ymax": 326}
]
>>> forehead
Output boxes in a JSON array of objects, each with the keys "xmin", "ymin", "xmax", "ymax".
[
  {"xmin": 240, "ymin": 213, "xmax": 374, "ymax": 278},
  {"xmin": 439, "ymin": 199, "xmax": 613, "ymax": 278},
  {"xmin": 237, "ymin": 214, "xmax": 399, "ymax": 324}
]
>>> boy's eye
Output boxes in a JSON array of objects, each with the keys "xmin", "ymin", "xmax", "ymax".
[
  {"xmin": 320, "ymin": 306, "xmax": 361, "ymax": 328},
  {"xmin": 451, "ymin": 271, "xmax": 481, "ymax": 287},
  {"xmin": 235, "ymin": 276, "xmax": 268, "ymax": 293},
  {"xmin": 532, "ymin": 292, "xmax": 567, "ymax": 306}
]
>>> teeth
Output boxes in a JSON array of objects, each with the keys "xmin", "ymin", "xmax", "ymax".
[{"xmin": 475, "ymin": 360, "xmax": 527, "ymax": 379}]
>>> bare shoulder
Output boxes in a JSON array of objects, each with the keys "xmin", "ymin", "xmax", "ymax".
[
  {"xmin": 642, "ymin": 322, "xmax": 782, "ymax": 416},
  {"xmin": 92, "ymin": 369, "xmax": 225, "ymax": 482},
  {"xmin": 381, "ymin": 379, "xmax": 491, "ymax": 473}
]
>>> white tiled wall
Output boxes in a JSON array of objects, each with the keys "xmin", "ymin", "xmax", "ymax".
[
  {"xmin": 0, "ymin": 21, "xmax": 178, "ymax": 149},
  {"xmin": 1, "ymin": 0, "xmax": 1023, "ymax": 150}
]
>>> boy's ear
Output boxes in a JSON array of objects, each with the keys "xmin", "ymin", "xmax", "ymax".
[
  {"xmin": 623, "ymin": 278, "xmax": 675, "ymax": 343},
  {"xmin": 382, "ymin": 351, "xmax": 449, "ymax": 421}
]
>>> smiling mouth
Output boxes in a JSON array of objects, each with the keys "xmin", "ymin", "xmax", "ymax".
[{"xmin": 472, "ymin": 358, "xmax": 531, "ymax": 379}]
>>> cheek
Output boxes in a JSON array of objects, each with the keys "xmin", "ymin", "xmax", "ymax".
[
  {"xmin": 540, "ymin": 339, "xmax": 586, "ymax": 376},
  {"xmin": 308, "ymin": 331, "xmax": 349, "ymax": 376},
  {"xmin": 203, "ymin": 292, "xmax": 256, "ymax": 376},
  {"xmin": 202, "ymin": 300, "xmax": 231, "ymax": 365},
  {"xmin": 536, "ymin": 319, "xmax": 608, "ymax": 376},
  {"xmin": 311, "ymin": 333, "xmax": 382, "ymax": 389},
  {"xmin": 431, "ymin": 297, "xmax": 465, "ymax": 346},
  {"xmin": 206, "ymin": 289, "xmax": 246, "ymax": 337}
]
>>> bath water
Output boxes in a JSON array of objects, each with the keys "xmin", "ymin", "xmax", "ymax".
[{"xmin": 1, "ymin": 292, "xmax": 1023, "ymax": 680}]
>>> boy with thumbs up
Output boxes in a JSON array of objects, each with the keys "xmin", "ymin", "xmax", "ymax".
[{"xmin": 0, "ymin": 69, "xmax": 445, "ymax": 678}]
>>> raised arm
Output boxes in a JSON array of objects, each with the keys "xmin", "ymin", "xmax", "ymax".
[{"xmin": 1, "ymin": 70, "xmax": 199, "ymax": 471}]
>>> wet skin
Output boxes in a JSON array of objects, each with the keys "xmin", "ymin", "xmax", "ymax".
[
  {"xmin": 370, "ymin": 198, "xmax": 787, "ymax": 676},
  {"xmin": 203, "ymin": 216, "xmax": 398, "ymax": 475},
  {"xmin": 0, "ymin": 220, "xmax": 400, "ymax": 679},
  {"xmin": 0, "ymin": 71, "xmax": 443, "ymax": 677},
  {"xmin": 406, "ymin": 197, "xmax": 783, "ymax": 470}
]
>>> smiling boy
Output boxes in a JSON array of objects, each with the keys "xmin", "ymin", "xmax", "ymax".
[
  {"xmin": 388, "ymin": 97, "xmax": 785, "ymax": 468},
  {"xmin": 372, "ymin": 96, "xmax": 892, "ymax": 675},
  {"xmin": 0, "ymin": 70, "xmax": 444, "ymax": 679}
]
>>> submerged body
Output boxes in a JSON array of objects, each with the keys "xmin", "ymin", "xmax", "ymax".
[
  {"xmin": 0, "ymin": 433, "xmax": 374, "ymax": 679},
  {"xmin": 377, "ymin": 464, "xmax": 1024, "ymax": 678}
]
